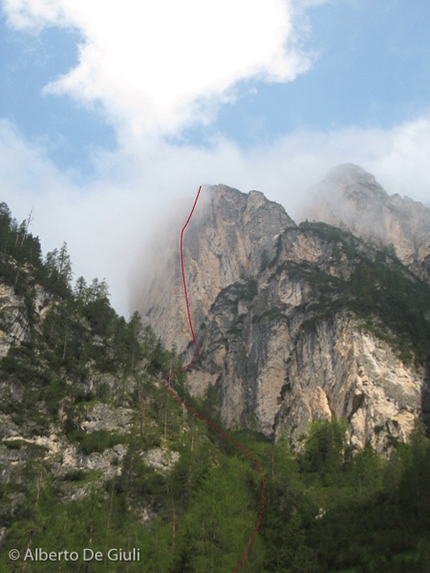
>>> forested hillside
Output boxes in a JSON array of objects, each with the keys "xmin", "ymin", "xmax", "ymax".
[{"xmin": 0, "ymin": 202, "xmax": 429, "ymax": 572}]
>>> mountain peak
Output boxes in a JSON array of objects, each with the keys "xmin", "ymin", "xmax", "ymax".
[
  {"xmin": 132, "ymin": 178, "xmax": 430, "ymax": 452},
  {"xmin": 326, "ymin": 163, "xmax": 368, "ymax": 178},
  {"xmin": 304, "ymin": 164, "xmax": 430, "ymax": 282},
  {"xmin": 135, "ymin": 184, "xmax": 295, "ymax": 355},
  {"xmin": 323, "ymin": 164, "xmax": 388, "ymax": 209}
]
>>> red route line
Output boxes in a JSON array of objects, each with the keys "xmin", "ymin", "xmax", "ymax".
[{"xmin": 163, "ymin": 185, "xmax": 266, "ymax": 572}]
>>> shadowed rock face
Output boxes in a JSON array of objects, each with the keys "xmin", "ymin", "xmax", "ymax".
[{"xmin": 136, "ymin": 170, "xmax": 430, "ymax": 453}]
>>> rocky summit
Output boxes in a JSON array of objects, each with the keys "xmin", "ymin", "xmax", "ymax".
[
  {"xmin": 1, "ymin": 174, "xmax": 430, "ymax": 572},
  {"xmin": 137, "ymin": 166, "xmax": 430, "ymax": 454},
  {"xmin": 305, "ymin": 164, "xmax": 430, "ymax": 283}
]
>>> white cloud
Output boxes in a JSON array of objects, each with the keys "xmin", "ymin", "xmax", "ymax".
[
  {"xmin": 3, "ymin": 0, "xmax": 67, "ymax": 29},
  {"xmin": 1, "ymin": 116, "xmax": 430, "ymax": 317},
  {"xmin": 364, "ymin": 116, "xmax": 430, "ymax": 203},
  {"xmin": 0, "ymin": 120, "xmax": 159, "ymax": 315},
  {"xmin": 3, "ymin": 1, "xmax": 429, "ymax": 321},
  {"xmin": 3, "ymin": 0, "xmax": 315, "ymax": 135}
]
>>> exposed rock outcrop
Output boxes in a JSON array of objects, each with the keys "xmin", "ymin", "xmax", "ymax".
[
  {"xmin": 136, "ymin": 170, "xmax": 430, "ymax": 452},
  {"xmin": 305, "ymin": 164, "xmax": 430, "ymax": 283},
  {"xmin": 0, "ymin": 283, "xmax": 31, "ymax": 356},
  {"xmin": 139, "ymin": 185, "xmax": 295, "ymax": 356}
]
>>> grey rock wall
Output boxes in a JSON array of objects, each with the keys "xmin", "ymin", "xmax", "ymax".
[{"xmin": 136, "ymin": 170, "xmax": 429, "ymax": 452}]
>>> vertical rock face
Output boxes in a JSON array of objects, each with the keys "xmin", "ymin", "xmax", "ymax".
[
  {"xmin": 0, "ymin": 282, "xmax": 51, "ymax": 357},
  {"xmin": 135, "ymin": 170, "xmax": 430, "ymax": 452},
  {"xmin": 274, "ymin": 314, "xmax": 422, "ymax": 453},
  {"xmin": 0, "ymin": 283, "xmax": 31, "ymax": 356},
  {"xmin": 138, "ymin": 185, "xmax": 295, "ymax": 357}
]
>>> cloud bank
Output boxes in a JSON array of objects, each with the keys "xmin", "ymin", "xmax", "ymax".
[
  {"xmin": 2, "ymin": 1, "xmax": 430, "ymax": 317},
  {"xmin": 2, "ymin": 115, "xmax": 430, "ymax": 316}
]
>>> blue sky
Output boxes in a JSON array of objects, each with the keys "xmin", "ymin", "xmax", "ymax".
[
  {"xmin": 190, "ymin": 1, "xmax": 430, "ymax": 145},
  {"xmin": 0, "ymin": 21, "xmax": 115, "ymax": 176},
  {"xmin": 1, "ymin": 0, "xmax": 430, "ymax": 316}
]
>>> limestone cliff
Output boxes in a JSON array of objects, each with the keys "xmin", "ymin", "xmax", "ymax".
[
  {"xmin": 304, "ymin": 164, "xmax": 430, "ymax": 284},
  {"xmin": 136, "ymin": 171, "xmax": 430, "ymax": 452},
  {"xmin": 140, "ymin": 185, "xmax": 295, "ymax": 357}
]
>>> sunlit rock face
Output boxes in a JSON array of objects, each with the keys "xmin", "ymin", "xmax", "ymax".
[
  {"xmin": 135, "ymin": 169, "xmax": 430, "ymax": 452},
  {"xmin": 137, "ymin": 185, "xmax": 295, "ymax": 357}
]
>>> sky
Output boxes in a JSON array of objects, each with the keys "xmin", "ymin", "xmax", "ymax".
[{"xmin": 1, "ymin": 0, "xmax": 430, "ymax": 317}]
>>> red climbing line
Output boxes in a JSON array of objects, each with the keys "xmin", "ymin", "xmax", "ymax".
[
  {"xmin": 179, "ymin": 185, "xmax": 202, "ymax": 354},
  {"xmin": 163, "ymin": 185, "xmax": 266, "ymax": 572}
]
